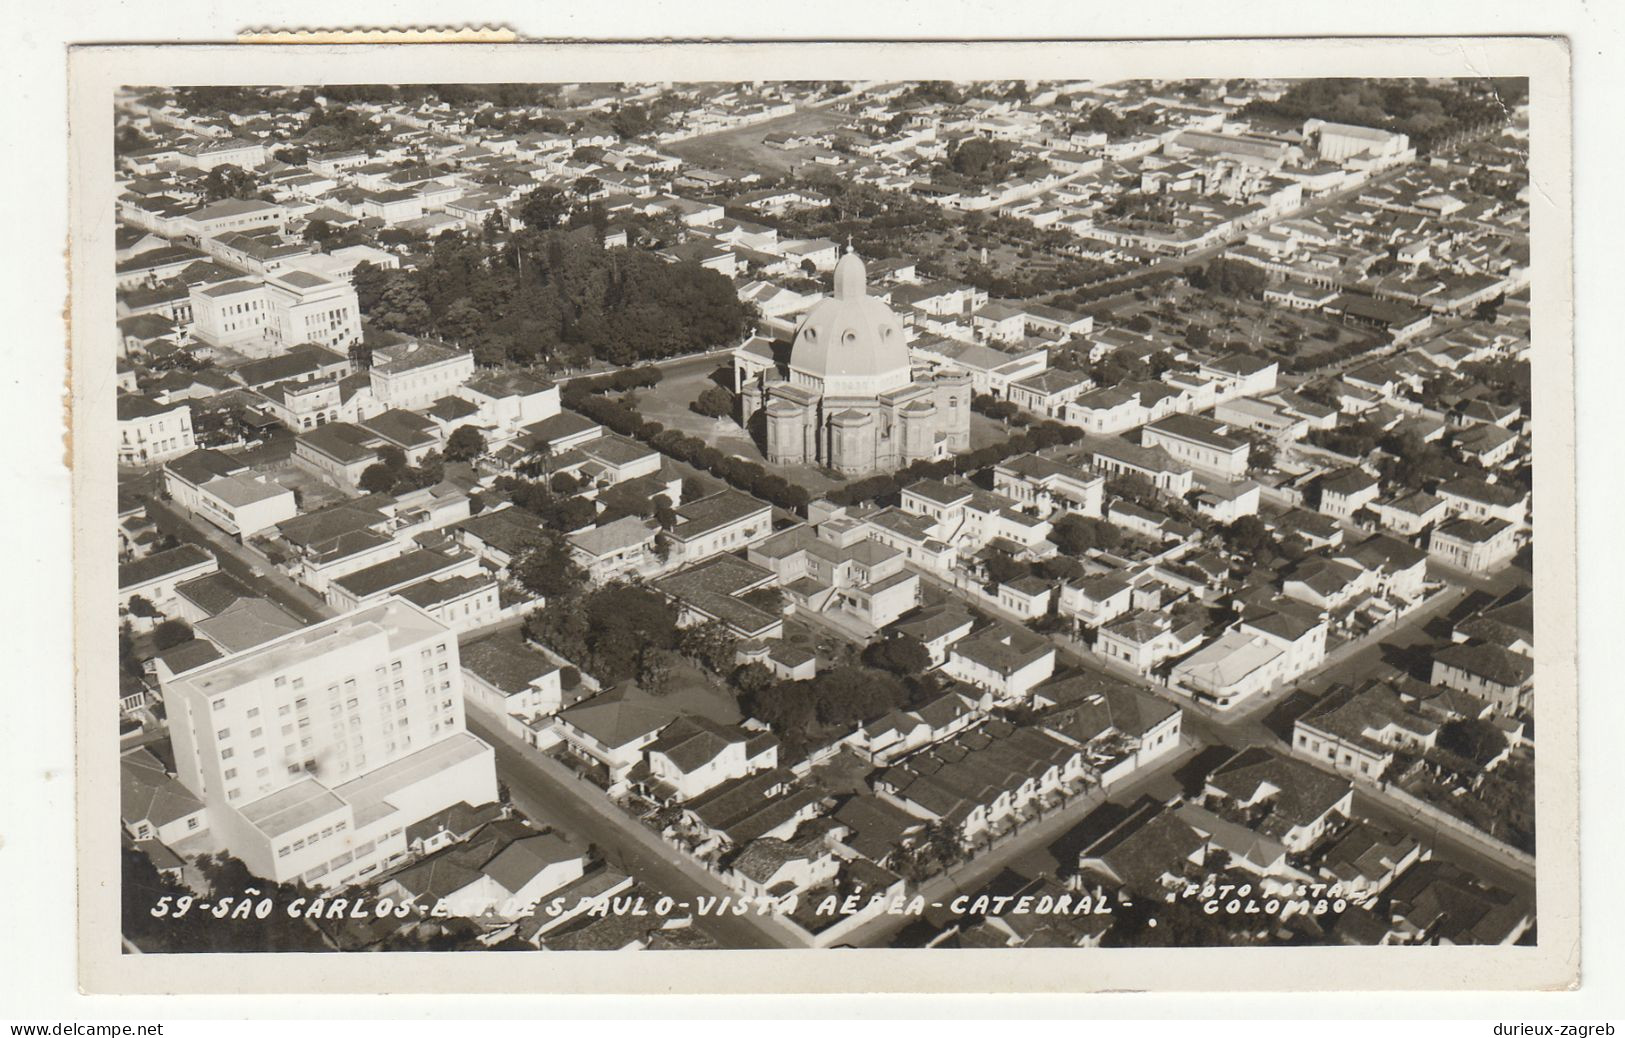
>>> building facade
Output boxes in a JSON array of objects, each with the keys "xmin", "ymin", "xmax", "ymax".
[
  {"xmin": 737, "ymin": 251, "xmax": 971, "ymax": 475},
  {"xmin": 159, "ymin": 598, "xmax": 499, "ymax": 889}
]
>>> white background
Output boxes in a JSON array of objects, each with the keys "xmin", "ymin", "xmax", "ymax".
[{"xmin": 5, "ymin": 0, "xmax": 1623, "ymax": 1022}]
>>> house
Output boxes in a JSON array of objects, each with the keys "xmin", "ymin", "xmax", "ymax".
[
  {"xmin": 847, "ymin": 689, "xmax": 981, "ymax": 766},
  {"xmin": 1172, "ymin": 802, "xmax": 1304, "ymax": 886},
  {"xmin": 1035, "ymin": 675, "xmax": 1184, "ymax": 776},
  {"xmin": 1452, "ymin": 587, "xmax": 1534, "ymax": 657},
  {"xmin": 1190, "ymin": 478, "xmax": 1261, "ymax": 524},
  {"xmin": 453, "ymin": 506, "xmax": 551, "ymax": 575},
  {"xmin": 1452, "ymin": 423, "xmax": 1519, "ymax": 468},
  {"xmin": 724, "ymin": 830, "xmax": 839, "ymax": 899},
  {"xmin": 121, "ymin": 747, "xmax": 209, "ymax": 846},
  {"xmin": 876, "ymin": 720, "xmax": 1086, "ymax": 844},
  {"xmin": 640, "ymin": 715, "xmax": 779, "ymax": 803},
  {"xmin": 996, "ymin": 575, "xmax": 1055, "ymax": 620},
  {"xmin": 383, "ymin": 819, "xmax": 585, "ymax": 920},
  {"xmin": 1317, "ymin": 821, "xmax": 1425, "ymax": 900},
  {"xmin": 665, "ymin": 490, "xmax": 773, "ymax": 563},
  {"xmin": 1140, "ymin": 415, "xmax": 1251, "ymax": 480},
  {"xmin": 992, "ymin": 453, "xmax": 1105, "ymax": 518},
  {"xmin": 1204, "ymin": 748, "xmax": 1353, "ymax": 854},
  {"xmin": 118, "ymin": 395, "xmax": 195, "ymax": 465},
  {"xmin": 369, "ymin": 339, "xmax": 477, "ymax": 411},
  {"xmin": 1314, "ymin": 466, "xmax": 1381, "ymax": 520},
  {"xmin": 682, "ymin": 769, "xmax": 825, "ymax": 852},
  {"xmin": 163, "ymin": 449, "xmax": 297, "ymax": 539},
  {"xmin": 1238, "ymin": 610, "xmax": 1328, "ymax": 684},
  {"xmin": 1293, "ymin": 683, "xmax": 1439, "ymax": 781},
  {"xmin": 1437, "ymin": 477, "xmax": 1529, "ymax": 527},
  {"xmin": 1281, "ymin": 557, "xmax": 1371, "ymax": 612},
  {"xmin": 1074, "ymin": 437, "xmax": 1194, "ymax": 496},
  {"xmin": 1056, "ymin": 573, "xmax": 1134, "ymax": 632},
  {"xmin": 460, "ymin": 635, "xmax": 564, "ymax": 727},
  {"xmin": 119, "ymin": 543, "xmax": 219, "ymax": 617},
  {"xmin": 654, "ymin": 554, "xmax": 784, "ymax": 642},
  {"xmin": 830, "ymin": 794, "xmax": 925, "ymax": 867},
  {"xmin": 1169, "ymin": 629, "xmax": 1289, "ymax": 710},
  {"xmin": 567, "ymin": 516, "xmax": 659, "ymax": 584},
  {"xmin": 293, "ymin": 422, "xmax": 382, "ymax": 488},
  {"xmin": 1076, "ymin": 802, "xmax": 1208, "ymax": 900},
  {"xmin": 735, "ymin": 640, "xmax": 818, "ymax": 682},
  {"xmin": 1094, "ymin": 611, "xmax": 1204, "ymax": 676},
  {"xmin": 1369, "ymin": 490, "xmax": 1448, "ymax": 537},
  {"xmin": 1334, "ymin": 534, "xmax": 1430, "ymax": 601},
  {"xmin": 1384, "ymin": 860, "xmax": 1532, "ymax": 945},
  {"xmin": 1198, "ymin": 352, "xmax": 1280, "ymax": 400},
  {"xmin": 943, "ymin": 623, "xmax": 1056, "ymax": 703},
  {"xmin": 1430, "ymin": 642, "xmax": 1534, "ymax": 716},
  {"xmin": 325, "ymin": 547, "xmax": 484, "ymax": 613},
  {"xmin": 1428, "ymin": 517, "xmax": 1518, "ymax": 574},
  {"xmin": 888, "ymin": 605, "xmax": 975, "ymax": 666},
  {"xmin": 405, "ymin": 800, "xmax": 506, "ymax": 858},
  {"xmin": 396, "ymin": 573, "xmax": 502, "ymax": 634},
  {"xmin": 1007, "ymin": 368, "xmax": 1094, "ymax": 418},
  {"xmin": 551, "ymin": 689, "xmax": 678, "ymax": 793}
]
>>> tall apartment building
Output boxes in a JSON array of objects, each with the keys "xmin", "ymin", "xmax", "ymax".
[{"xmin": 160, "ymin": 597, "xmax": 498, "ymax": 889}]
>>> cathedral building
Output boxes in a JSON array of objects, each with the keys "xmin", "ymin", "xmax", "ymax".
[{"xmin": 735, "ymin": 250, "xmax": 971, "ymax": 476}]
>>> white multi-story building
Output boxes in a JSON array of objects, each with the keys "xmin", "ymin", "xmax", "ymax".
[
  {"xmin": 189, "ymin": 268, "xmax": 361, "ymax": 358},
  {"xmin": 159, "ymin": 598, "xmax": 499, "ymax": 889},
  {"xmin": 369, "ymin": 339, "xmax": 477, "ymax": 411},
  {"xmin": 117, "ymin": 395, "xmax": 195, "ymax": 466}
]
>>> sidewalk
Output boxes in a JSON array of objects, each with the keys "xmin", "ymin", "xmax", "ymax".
[{"xmin": 147, "ymin": 497, "xmax": 335, "ymax": 624}]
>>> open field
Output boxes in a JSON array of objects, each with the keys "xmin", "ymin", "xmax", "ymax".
[{"xmin": 665, "ymin": 108, "xmax": 850, "ymax": 175}]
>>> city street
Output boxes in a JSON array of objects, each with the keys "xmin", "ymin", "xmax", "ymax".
[
  {"xmin": 145, "ymin": 496, "xmax": 335, "ymax": 624},
  {"xmin": 463, "ymin": 706, "xmax": 806, "ymax": 950}
]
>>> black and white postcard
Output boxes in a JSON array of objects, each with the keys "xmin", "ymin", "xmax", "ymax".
[{"xmin": 67, "ymin": 37, "xmax": 1577, "ymax": 994}]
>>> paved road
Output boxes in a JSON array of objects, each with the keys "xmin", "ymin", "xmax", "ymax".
[
  {"xmin": 1353, "ymin": 789, "xmax": 1533, "ymax": 897},
  {"xmin": 146, "ymin": 497, "xmax": 335, "ymax": 625},
  {"xmin": 463, "ymin": 706, "xmax": 804, "ymax": 950}
]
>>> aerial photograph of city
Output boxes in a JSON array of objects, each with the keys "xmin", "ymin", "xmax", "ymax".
[{"xmin": 110, "ymin": 75, "xmax": 1538, "ymax": 954}]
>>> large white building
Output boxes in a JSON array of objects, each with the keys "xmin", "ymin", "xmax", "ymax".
[
  {"xmin": 188, "ymin": 268, "xmax": 361, "ymax": 358},
  {"xmin": 117, "ymin": 394, "xmax": 195, "ymax": 466},
  {"xmin": 160, "ymin": 598, "xmax": 499, "ymax": 889},
  {"xmin": 369, "ymin": 339, "xmax": 478, "ymax": 410}
]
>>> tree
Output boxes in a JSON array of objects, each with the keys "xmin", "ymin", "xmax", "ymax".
[
  {"xmin": 303, "ymin": 218, "xmax": 333, "ymax": 244},
  {"xmin": 151, "ymin": 619, "xmax": 193, "ymax": 652},
  {"xmin": 862, "ymin": 635, "xmax": 932, "ymax": 677},
  {"xmin": 127, "ymin": 594, "xmax": 160, "ymax": 619},
  {"xmin": 518, "ymin": 186, "xmax": 569, "ymax": 231},
  {"xmin": 200, "ymin": 164, "xmax": 261, "ymax": 202},
  {"xmin": 444, "ymin": 425, "xmax": 486, "ymax": 463},
  {"xmin": 678, "ymin": 620, "xmax": 739, "ymax": 675},
  {"xmin": 1437, "ymin": 718, "xmax": 1510, "ymax": 767},
  {"xmin": 732, "ymin": 661, "xmax": 776, "ymax": 697},
  {"xmin": 513, "ymin": 538, "xmax": 585, "ymax": 600},
  {"xmin": 1040, "ymin": 554, "xmax": 1085, "ymax": 582},
  {"xmin": 638, "ymin": 647, "xmax": 679, "ymax": 695},
  {"xmin": 983, "ymin": 550, "xmax": 1028, "ymax": 587},
  {"xmin": 1052, "ymin": 513, "xmax": 1120, "ymax": 556},
  {"xmin": 691, "ymin": 385, "xmax": 735, "ymax": 419},
  {"xmin": 357, "ymin": 463, "xmax": 397, "ymax": 495},
  {"xmin": 1222, "ymin": 515, "xmax": 1275, "ymax": 557}
]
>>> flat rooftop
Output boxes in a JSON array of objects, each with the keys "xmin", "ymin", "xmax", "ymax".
[{"xmin": 167, "ymin": 598, "xmax": 449, "ymax": 702}]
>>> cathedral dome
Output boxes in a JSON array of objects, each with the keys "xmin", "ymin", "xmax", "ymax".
[{"xmin": 788, "ymin": 251, "xmax": 912, "ymax": 396}]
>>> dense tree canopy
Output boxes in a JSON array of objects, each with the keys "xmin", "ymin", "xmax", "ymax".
[{"xmin": 352, "ymin": 227, "xmax": 752, "ymax": 370}]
